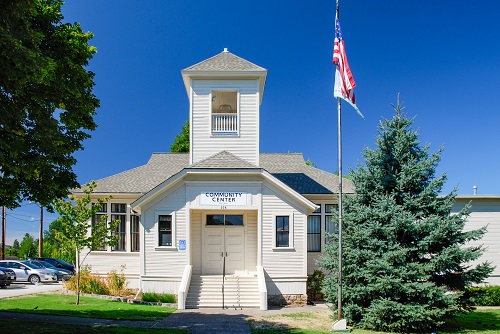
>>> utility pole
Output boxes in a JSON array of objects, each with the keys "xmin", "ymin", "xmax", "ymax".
[
  {"xmin": 1, "ymin": 206, "xmax": 5, "ymax": 260},
  {"xmin": 39, "ymin": 205, "xmax": 43, "ymax": 257}
]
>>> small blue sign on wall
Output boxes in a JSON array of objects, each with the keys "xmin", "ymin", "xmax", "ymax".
[{"xmin": 179, "ymin": 239, "xmax": 186, "ymax": 251}]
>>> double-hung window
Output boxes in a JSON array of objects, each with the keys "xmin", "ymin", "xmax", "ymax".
[
  {"xmin": 325, "ymin": 204, "xmax": 338, "ymax": 244},
  {"xmin": 111, "ymin": 203, "xmax": 126, "ymax": 251},
  {"xmin": 158, "ymin": 215, "xmax": 173, "ymax": 247},
  {"xmin": 130, "ymin": 214, "xmax": 140, "ymax": 252},
  {"xmin": 276, "ymin": 216, "xmax": 290, "ymax": 247},
  {"xmin": 91, "ymin": 203, "xmax": 107, "ymax": 251},
  {"xmin": 307, "ymin": 211, "xmax": 322, "ymax": 252}
]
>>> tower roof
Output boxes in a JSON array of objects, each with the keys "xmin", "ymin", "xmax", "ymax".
[
  {"xmin": 183, "ymin": 49, "xmax": 266, "ymax": 72},
  {"xmin": 181, "ymin": 49, "xmax": 267, "ymax": 103}
]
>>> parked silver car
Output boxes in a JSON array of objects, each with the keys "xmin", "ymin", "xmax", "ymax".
[
  {"xmin": 0, "ymin": 260, "xmax": 57, "ymax": 284},
  {"xmin": 24, "ymin": 260, "xmax": 73, "ymax": 281}
]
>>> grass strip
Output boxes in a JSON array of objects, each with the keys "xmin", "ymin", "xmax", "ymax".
[{"xmin": 0, "ymin": 294, "xmax": 175, "ymax": 321}]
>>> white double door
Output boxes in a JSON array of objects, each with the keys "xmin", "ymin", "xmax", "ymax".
[{"xmin": 202, "ymin": 225, "xmax": 245, "ymax": 275}]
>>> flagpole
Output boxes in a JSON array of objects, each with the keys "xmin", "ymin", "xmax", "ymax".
[
  {"xmin": 337, "ymin": 95, "xmax": 343, "ymax": 322},
  {"xmin": 335, "ymin": 0, "xmax": 345, "ymax": 327}
]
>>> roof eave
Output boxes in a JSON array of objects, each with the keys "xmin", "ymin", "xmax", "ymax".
[
  {"xmin": 181, "ymin": 70, "xmax": 268, "ymax": 104},
  {"xmin": 132, "ymin": 168, "xmax": 317, "ymax": 214}
]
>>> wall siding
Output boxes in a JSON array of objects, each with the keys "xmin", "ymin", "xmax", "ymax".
[
  {"xmin": 84, "ymin": 253, "xmax": 141, "ymax": 289},
  {"xmin": 142, "ymin": 184, "xmax": 187, "ymax": 278},
  {"xmin": 191, "ymin": 79, "xmax": 259, "ymax": 165},
  {"xmin": 453, "ymin": 198, "xmax": 500, "ymax": 285},
  {"xmin": 261, "ymin": 184, "xmax": 307, "ymax": 285}
]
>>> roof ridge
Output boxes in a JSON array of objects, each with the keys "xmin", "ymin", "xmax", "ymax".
[{"xmin": 191, "ymin": 150, "xmax": 259, "ymax": 169}]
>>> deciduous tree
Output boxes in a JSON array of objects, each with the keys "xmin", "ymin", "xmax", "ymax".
[
  {"xmin": 53, "ymin": 181, "xmax": 118, "ymax": 304},
  {"xmin": 0, "ymin": 0, "xmax": 99, "ymax": 208},
  {"xmin": 321, "ymin": 102, "xmax": 493, "ymax": 332}
]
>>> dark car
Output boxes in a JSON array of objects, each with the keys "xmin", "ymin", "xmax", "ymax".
[
  {"xmin": 0, "ymin": 266, "xmax": 16, "ymax": 288},
  {"xmin": 32, "ymin": 258, "xmax": 75, "ymax": 273},
  {"xmin": 24, "ymin": 260, "xmax": 73, "ymax": 281}
]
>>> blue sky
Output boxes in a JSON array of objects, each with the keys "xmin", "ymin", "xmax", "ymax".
[{"xmin": 5, "ymin": 0, "xmax": 500, "ymax": 244}]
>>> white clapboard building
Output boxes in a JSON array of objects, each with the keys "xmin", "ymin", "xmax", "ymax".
[
  {"xmin": 76, "ymin": 49, "xmax": 354, "ymax": 310},
  {"xmin": 75, "ymin": 50, "xmax": 498, "ymax": 310}
]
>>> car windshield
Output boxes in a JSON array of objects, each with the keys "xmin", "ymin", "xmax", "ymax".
[
  {"xmin": 54, "ymin": 259, "xmax": 73, "ymax": 267},
  {"xmin": 38, "ymin": 261, "xmax": 57, "ymax": 269},
  {"xmin": 22, "ymin": 261, "xmax": 40, "ymax": 269}
]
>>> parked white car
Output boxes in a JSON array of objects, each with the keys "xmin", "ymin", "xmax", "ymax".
[{"xmin": 0, "ymin": 260, "xmax": 57, "ymax": 284}]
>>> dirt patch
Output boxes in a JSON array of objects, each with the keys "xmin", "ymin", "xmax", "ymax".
[{"xmin": 248, "ymin": 309, "xmax": 333, "ymax": 332}]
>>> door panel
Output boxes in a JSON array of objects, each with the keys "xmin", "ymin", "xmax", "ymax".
[
  {"xmin": 202, "ymin": 226, "xmax": 245, "ymax": 275},
  {"xmin": 203, "ymin": 228, "xmax": 224, "ymax": 274},
  {"xmin": 225, "ymin": 228, "xmax": 244, "ymax": 274}
]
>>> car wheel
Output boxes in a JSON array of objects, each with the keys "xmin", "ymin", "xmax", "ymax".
[{"xmin": 29, "ymin": 275, "xmax": 41, "ymax": 284}]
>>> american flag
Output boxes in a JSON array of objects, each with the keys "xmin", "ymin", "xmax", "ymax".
[{"xmin": 333, "ymin": 15, "xmax": 363, "ymax": 118}]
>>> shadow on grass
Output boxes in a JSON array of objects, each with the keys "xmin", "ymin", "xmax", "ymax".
[
  {"xmin": 440, "ymin": 310, "xmax": 500, "ymax": 333},
  {"xmin": 0, "ymin": 319, "xmax": 187, "ymax": 334},
  {"xmin": 0, "ymin": 307, "xmax": 172, "ymax": 321}
]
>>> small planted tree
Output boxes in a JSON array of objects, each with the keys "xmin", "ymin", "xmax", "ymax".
[
  {"xmin": 53, "ymin": 181, "xmax": 118, "ymax": 304},
  {"xmin": 321, "ymin": 101, "xmax": 494, "ymax": 332}
]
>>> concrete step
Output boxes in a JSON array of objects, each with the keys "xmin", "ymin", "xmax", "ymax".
[{"xmin": 186, "ymin": 274, "xmax": 260, "ymax": 309}]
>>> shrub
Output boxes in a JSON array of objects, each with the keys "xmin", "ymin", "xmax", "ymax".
[
  {"xmin": 467, "ymin": 286, "xmax": 500, "ymax": 306},
  {"xmin": 64, "ymin": 268, "xmax": 108, "ymax": 295},
  {"xmin": 307, "ymin": 270, "xmax": 325, "ymax": 301},
  {"xmin": 107, "ymin": 266, "xmax": 128, "ymax": 296},
  {"xmin": 142, "ymin": 292, "xmax": 176, "ymax": 303}
]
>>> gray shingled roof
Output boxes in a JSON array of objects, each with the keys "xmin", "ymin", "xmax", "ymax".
[
  {"xmin": 88, "ymin": 153, "xmax": 189, "ymax": 194},
  {"xmin": 260, "ymin": 153, "xmax": 355, "ymax": 194},
  {"xmin": 82, "ymin": 151, "xmax": 354, "ymax": 196},
  {"xmin": 191, "ymin": 151, "xmax": 259, "ymax": 169},
  {"xmin": 183, "ymin": 50, "xmax": 266, "ymax": 72}
]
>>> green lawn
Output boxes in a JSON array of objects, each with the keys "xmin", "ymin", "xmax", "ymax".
[{"xmin": 0, "ymin": 294, "xmax": 175, "ymax": 321}]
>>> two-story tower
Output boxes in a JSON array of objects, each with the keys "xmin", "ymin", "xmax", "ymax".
[{"xmin": 181, "ymin": 48, "xmax": 267, "ymax": 166}]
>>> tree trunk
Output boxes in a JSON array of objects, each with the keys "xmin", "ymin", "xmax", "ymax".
[{"xmin": 76, "ymin": 248, "xmax": 80, "ymax": 305}]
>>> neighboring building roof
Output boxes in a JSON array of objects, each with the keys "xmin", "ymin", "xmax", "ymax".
[
  {"xmin": 455, "ymin": 195, "xmax": 500, "ymax": 199},
  {"xmin": 81, "ymin": 151, "xmax": 354, "ymax": 196},
  {"xmin": 182, "ymin": 50, "xmax": 266, "ymax": 72}
]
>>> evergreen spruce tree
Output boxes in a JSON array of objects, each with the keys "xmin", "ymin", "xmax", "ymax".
[{"xmin": 321, "ymin": 103, "xmax": 493, "ymax": 332}]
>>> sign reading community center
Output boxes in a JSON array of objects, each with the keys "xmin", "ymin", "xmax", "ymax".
[{"xmin": 200, "ymin": 192, "xmax": 247, "ymax": 206}]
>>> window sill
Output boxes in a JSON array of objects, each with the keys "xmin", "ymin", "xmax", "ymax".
[
  {"xmin": 211, "ymin": 132, "xmax": 239, "ymax": 137},
  {"xmin": 272, "ymin": 247, "xmax": 295, "ymax": 251},
  {"xmin": 155, "ymin": 246, "xmax": 177, "ymax": 251}
]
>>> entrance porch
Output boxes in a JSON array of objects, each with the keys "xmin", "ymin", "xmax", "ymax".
[{"xmin": 180, "ymin": 209, "xmax": 266, "ymax": 309}]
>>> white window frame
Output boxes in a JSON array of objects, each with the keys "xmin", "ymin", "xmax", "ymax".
[
  {"xmin": 307, "ymin": 207, "xmax": 322, "ymax": 252},
  {"xmin": 155, "ymin": 211, "xmax": 177, "ymax": 251},
  {"xmin": 272, "ymin": 212, "xmax": 294, "ymax": 250}
]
